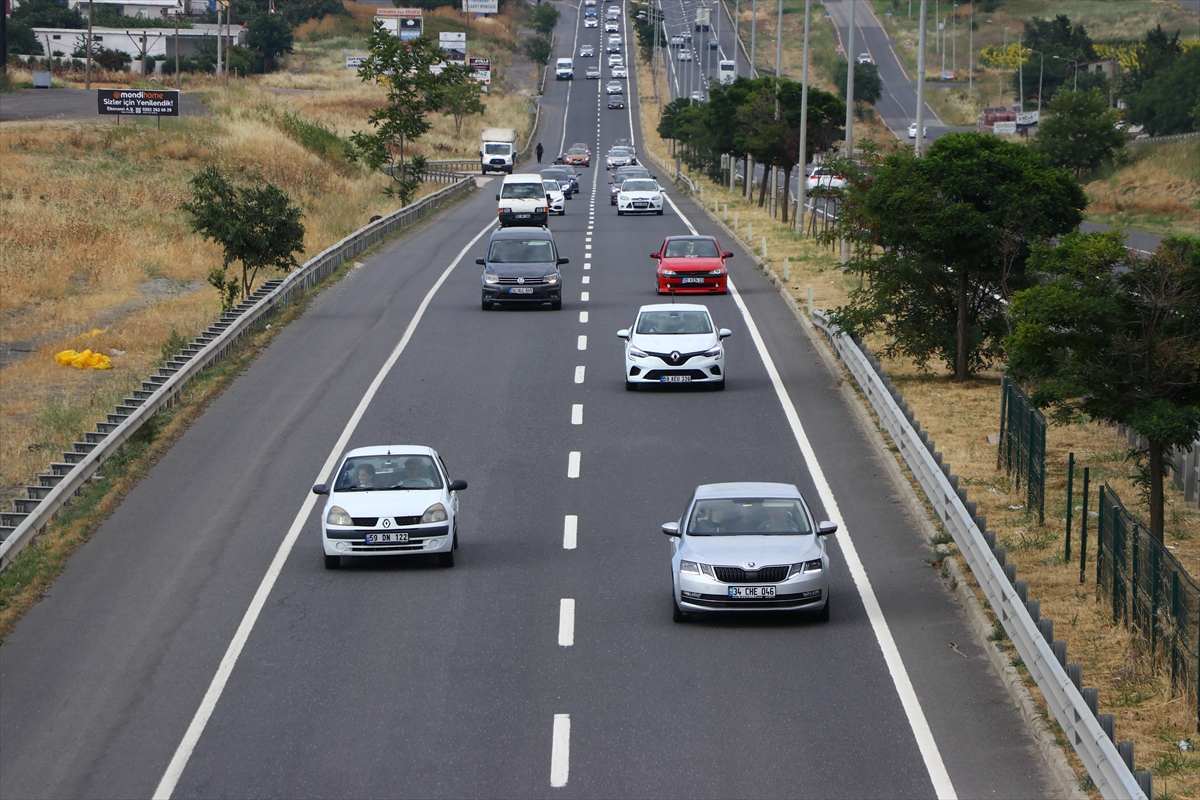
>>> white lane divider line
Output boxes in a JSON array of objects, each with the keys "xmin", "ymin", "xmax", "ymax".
[
  {"xmin": 571, "ymin": 403, "xmax": 583, "ymax": 424},
  {"xmin": 577, "ymin": 334, "xmax": 587, "ymax": 350},
  {"xmin": 582, "ymin": 276, "xmax": 591, "ymax": 284},
  {"xmin": 563, "ymin": 515, "xmax": 578, "ymax": 549},
  {"xmin": 550, "ymin": 714, "xmax": 571, "ymax": 787},
  {"xmin": 581, "ymin": 291, "xmax": 590, "ymax": 302},
  {"xmin": 584, "ymin": 263, "xmax": 591, "ymax": 270},
  {"xmin": 558, "ymin": 599, "xmax": 576, "ymax": 646},
  {"xmin": 585, "ymin": 244, "xmax": 592, "ymax": 250},
  {"xmin": 579, "ymin": 311, "xmax": 589, "ymax": 323},
  {"xmin": 152, "ymin": 217, "xmax": 498, "ymax": 800},
  {"xmin": 585, "ymin": 237, "xmax": 592, "ymax": 242},
  {"xmin": 574, "ymin": 365, "xmax": 585, "ymax": 384},
  {"xmin": 567, "ymin": 451, "xmax": 581, "ymax": 478}
]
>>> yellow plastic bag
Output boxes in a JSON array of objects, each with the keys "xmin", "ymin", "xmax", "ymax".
[{"xmin": 54, "ymin": 349, "xmax": 112, "ymax": 370}]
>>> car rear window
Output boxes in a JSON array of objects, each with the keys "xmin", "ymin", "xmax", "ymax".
[
  {"xmin": 488, "ymin": 238, "xmax": 556, "ymax": 263},
  {"xmin": 635, "ymin": 310, "xmax": 713, "ymax": 335},
  {"xmin": 686, "ymin": 498, "xmax": 811, "ymax": 535},
  {"xmin": 336, "ymin": 455, "xmax": 443, "ymax": 491},
  {"xmin": 664, "ymin": 239, "xmax": 719, "ymax": 258}
]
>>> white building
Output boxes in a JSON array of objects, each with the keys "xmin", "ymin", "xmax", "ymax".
[
  {"xmin": 65, "ymin": 0, "xmax": 207, "ymax": 19},
  {"xmin": 34, "ymin": 23, "xmax": 242, "ymax": 62}
]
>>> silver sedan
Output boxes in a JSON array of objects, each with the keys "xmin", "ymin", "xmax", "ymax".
[{"xmin": 662, "ymin": 482, "xmax": 837, "ymax": 622}]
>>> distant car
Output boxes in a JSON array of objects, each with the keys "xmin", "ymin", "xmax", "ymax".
[
  {"xmin": 607, "ymin": 5, "xmax": 620, "ymax": 15},
  {"xmin": 586, "ymin": 65, "xmax": 602, "ymax": 78},
  {"xmin": 608, "ymin": 93, "xmax": 626, "ymax": 109},
  {"xmin": 557, "ymin": 164, "xmax": 582, "ymax": 192},
  {"xmin": 856, "ymin": 52, "xmax": 873, "ymax": 64},
  {"xmin": 617, "ymin": 304, "xmax": 730, "ymax": 390},
  {"xmin": 690, "ymin": 90, "xmax": 705, "ymax": 102},
  {"xmin": 478, "ymin": 226, "xmax": 568, "ymax": 310},
  {"xmin": 607, "ymin": 33, "xmax": 622, "ymax": 45},
  {"xmin": 585, "ymin": 16, "xmax": 598, "ymax": 27},
  {"xmin": 663, "ymin": 482, "xmax": 837, "ymax": 621},
  {"xmin": 605, "ymin": 145, "xmax": 637, "ymax": 169},
  {"xmin": 608, "ymin": 53, "xmax": 624, "ymax": 67},
  {"xmin": 652, "ymin": 234, "xmax": 731, "ymax": 294},
  {"xmin": 611, "ymin": 64, "xmax": 628, "ymax": 78},
  {"xmin": 580, "ymin": 44, "xmax": 595, "ymax": 57},
  {"xmin": 613, "ymin": 137, "xmax": 634, "ymax": 150},
  {"xmin": 677, "ymin": 49, "xmax": 694, "ymax": 61},
  {"xmin": 314, "ymin": 445, "xmax": 467, "ymax": 569},
  {"xmin": 540, "ymin": 167, "xmax": 574, "ymax": 197},
  {"xmin": 584, "ymin": 0, "xmax": 595, "ymax": 6},
  {"xmin": 606, "ymin": 80, "xmax": 624, "ymax": 95},
  {"xmin": 610, "ymin": 165, "xmax": 652, "ymax": 204},
  {"xmin": 606, "ymin": 40, "xmax": 621, "ymax": 53},
  {"xmin": 606, "ymin": 19, "xmax": 619, "ymax": 31},
  {"xmin": 616, "ymin": 178, "xmax": 664, "ymax": 215},
  {"xmin": 709, "ymin": 38, "xmax": 718, "ymax": 49},
  {"xmin": 542, "ymin": 180, "xmax": 566, "ymax": 215},
  {"xmin": 564, "ymin": 145, "xmax": 591, "ymax": 167},
  {"xmin": 669, "ymin": 35, "xmax": 684, "ymax": 48},
  {"xmin": 908, "ymin": 122, "xmax": 928, "ymax": 138},
  {"xmin": 805, "ymin": 167, "xmax": 845, "ymax": 191}
]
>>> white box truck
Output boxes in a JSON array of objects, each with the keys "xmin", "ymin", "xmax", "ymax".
[
  {"xmin": 480, "ymin": 127, "xmax": 517, "ymax": 174},
  {"xmin": 555, "ymin": 58, "xmax": 574, "ymax": 80},
  {"xmin": 694, "ymin": 6, "xmax": 710, "ymax": 31},
  {"xmin": 718, "ymin": 59, "xmax": 737, "ymax": 85}
]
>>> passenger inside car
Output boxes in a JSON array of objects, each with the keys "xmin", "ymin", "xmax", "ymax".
[{"xmin": 664, "ymin": 239, "xmax": 719, "ymax": 258}]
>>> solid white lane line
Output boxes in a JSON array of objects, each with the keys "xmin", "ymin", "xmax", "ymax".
[
  {"xmin": 663, "ymin": 197, "xmax": 956, "ymax": 800},
  {"xmin": 152, "ymin": 218, "xmax": 497, "ymax": 800},
  {"xmin": 579, "ymin": 311, "xmax": 589, "ymax": 323},
  {"xmin": 550, "ymin": 714, "xmax": 571, "ymax": 787},
  {"xmin": 575, "ymin": 365, "xmax": 585, "ymax": 383},
  {"xmin": 581, "ymin": 291, "xmax": 590, "ymax": 301},
  {"xmin": 558, "ymin": 599, "xmax": 576, "ymax": 646},
  {"xmin": 582, "ymin": 276, "xmax": 591, "ymax": 284},
  {"xmin": 571, "ymin": 403, "xmax": 583, "ymax": 424},
  {"xmin": 563, "ymin": 514, "xmax": 578, "ymax": 549},
  {"xmin": 577, "ymin": 334, "xmax": 587, "ymax": 350},
  {"xmin": 567, "ymin": 451, "xmax": 581, "ymax": 478}
]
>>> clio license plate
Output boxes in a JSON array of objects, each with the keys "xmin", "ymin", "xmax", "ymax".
[{"xmin": 366, "ymin": 532, "xmax": 409, "ymax": 543}]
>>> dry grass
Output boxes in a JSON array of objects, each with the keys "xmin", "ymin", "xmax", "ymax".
[{"xmin": 1085, "ymin": 139, "xmax": 1200, "ymax": 238}]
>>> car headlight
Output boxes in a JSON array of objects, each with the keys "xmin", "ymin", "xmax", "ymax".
[
  {"xmin": 618, "ymin": 195, "xmax": 627, "ymax": 201},
  {"xmin": 499, "ymin": 206, "xmax": 512, "ymax": 213},
  {"xmin": 628, "ymin": 345, "xmax": 648, "ymax": 359},
  {"xmin": 484, "ymin": 272, "xmax": 500, "ymax": 284},
  {"xmin": 709, "ymin": 268, "xmax": 725, "ymax": 275},
  {"xmin": 544, "ymin": 273, "xmax": 560, "ymax": 284},
  {"xmin": 703, "ymin": 345, "xmax": 723, "ymax": 358},
  {"xmin": 326, "ymin": 506, "xmax": 353, "ymax": 526},
  {"xmin": 421, "ymin": 503, "xmax": 448, "ymax": 523},
  {"xmin": 537, "ymin": 207, "xmax": 547, "ymax": 213},
  {"xmin": 787, "ymin": 559, "xmax": 823, "ymax": 578},
  {"xmin": 651, "ymin": 194, "xmax": 662, "ymax": 201},
  {"xmin": 679, "ymin": 560, "xmax": 701, "ymax": 575},
  {"xmin": 660, "ymin": 269, "xmax": 676, "ymax": 276}
]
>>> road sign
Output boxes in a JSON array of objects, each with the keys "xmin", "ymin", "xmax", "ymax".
[
  {"xmin": 464, "ymin": 0, "xmax": 498, "ymax": 12},
  {"xmin": 97, "ymin": 89, "xmax": 179, "ymax": 116}
]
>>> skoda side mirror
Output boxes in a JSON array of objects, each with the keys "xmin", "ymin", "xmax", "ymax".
[{"xmin": 661, "ymin": 521, "xmax": 680, "ymax": 537}]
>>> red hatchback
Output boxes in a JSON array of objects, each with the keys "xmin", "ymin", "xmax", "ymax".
[{"xmin": 652, "ymin": 235, "xmax": 732, "ymax": 294}]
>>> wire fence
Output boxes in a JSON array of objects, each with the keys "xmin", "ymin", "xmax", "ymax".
[{"xmin": 998, "ymin": 377, "xmax": 1047, "ymax": 524}]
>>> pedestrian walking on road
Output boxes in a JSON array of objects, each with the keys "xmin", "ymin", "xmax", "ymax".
[{"xmin": 536, "ymin": 142, "xmax": 544, "ymax": 163}]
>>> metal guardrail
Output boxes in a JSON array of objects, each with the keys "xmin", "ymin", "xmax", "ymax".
[
  {"xmin": 1128, "ymin": 130, "xmax": 1200, "ymax": 146},
  {"xmin": 810, "ymin": 309, "xmax": 1149, "ymax": 800},
  {"xmin": 0, "ymin": 176, "xmax": 475, "ymax": 571}
]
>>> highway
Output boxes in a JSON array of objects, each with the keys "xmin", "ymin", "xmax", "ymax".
[{"xmin": 0, "ymin": 3, "xmax": 1055, "ymax": 797}]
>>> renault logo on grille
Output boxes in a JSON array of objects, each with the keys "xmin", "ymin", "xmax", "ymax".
[
  {"xmin": 382, "ymin": 518, "xmax": 391, "ymax": 528},
  {"xmin": 517, "ymin": 277, "xmax": 526, "ymax": 285},
  {"xmin": 670, "ymin": 351, "xmax": 682, "ymax": 364}
]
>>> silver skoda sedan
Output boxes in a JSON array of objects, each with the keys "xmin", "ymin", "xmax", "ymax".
[{"xmin": 662, "ymin": 482, "xmax": 837, "ymax": 622}]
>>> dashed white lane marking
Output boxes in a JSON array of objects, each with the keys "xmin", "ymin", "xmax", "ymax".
[
  {"xmin": 577, "ymin": 334, "xmax": 587, "ymax": 350},
  {"xmin": 563, "ymin": 515, "xmax": 578, "ymax": 549},
  {"xmin": 575, "ymin": 365, "xmax": 585, "ymax": 383},
  {"xmin": 585, "ymin": 237, "xmax": 592, "ymax": 242},
  {"xmin": 579, "ymin": 311, "xmax": 589, "ymax": 323},
  {"xmin": 585, "ymin": 244, "xmax": 592, "ymax": 250},
  {"xmin": 581, "ymin": 291, "xmax": 590, "ymax": 302},
  {"xmin": 584, "ymin": 263, "xmax": 591, "ymax": 270},
  {"xmin": 571, "ymin": 404, "xmax": 583, "ymax": 424},
  {"xmin": 567, "ymin": 451, "xmax": 581, "ymax": 478},
  {"xmin": 558, "ymin": 599, "xmax": 576, "ymax": 646},
  {"xmin": 550, "ymin": 714, "xmax": 571, "ymax": 787},
  {"xmin": 582, "ymin": 276, "xmax": 590, "ymax": 284}
]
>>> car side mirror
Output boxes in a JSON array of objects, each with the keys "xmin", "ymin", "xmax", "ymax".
[
  {"xmin": 718, "ymin": 328, "xmax": 732, "ymax": 339},
  {"xmin": 448, "ymin": 479, "xmax": 468, "ymax": 492},
  {"xmin": 495, "ymin": 194, "xmax": 501, "ymax": 201},
  {"xmin": 312, "ymin": 484, "xmax": 329, "ymax": 495},
  {"xmin": 818, "ymin": 521, "xmax": 838, "ymax": 536},
  {"xmin": 661, "ymin": 521, "xmax": 680, "ymax": 537},
  {"xmin": 558, "ymin": 257, "xmax": 570, "ymax": 265},
  {"xmin": 724, "ymin": 252, "xmax": 734, "ymax": 259},
  {"xmin": 617, "ymin": 329, "xmax": 630, "ymax": 339},
  {"xmin": 475, "ymin": 257, "xmax": 486, "ymax": 265},
  {"xmin": 651, "ymin": 252, "xmax": 660, "ymax": 258}
]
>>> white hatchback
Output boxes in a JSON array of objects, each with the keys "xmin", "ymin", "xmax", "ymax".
[
  {"xmin": 617, "ymin": 303, "xmax": 730, "ymax": 389},
  {"xmin": 314, "ymin": 445, "xmax": 468, "ymax": 569},
  {"xmin": 615, "ymin": 177, "xmax": 664, "ymax": 215}
]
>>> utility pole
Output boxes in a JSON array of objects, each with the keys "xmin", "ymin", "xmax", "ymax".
[
  {"xmin": 951, "ymin": 2, "xmax": 955, "ymax": 76},
  {"xmin": 843, "ymin": 0, "xmax": 855, "ymax": 158},
  {"xmin": 795, "ymin": 0, "xmax": 811, "ymax": 235},
  {"xmin": 750, "ymin": 0, "xmax": 756, "ymax": 77},
  {"xmin": 915, "ymin": 0, "xmax": 927, "ymax": 157},
  {"xmin": 173, "ymin": 2, "xmax": 181, "ymax": 90},
  {"xmin": 224, "ymin": 1, "xmax": 233, "ymax": 84},
  {"xmin": 1018, "ymin": 33, "xmax": 1023, "ymax": 108},
  {"xmin": 968, "ymin": 1, "xmax": 973, "ymax": 95},
  {"xmin": 216, "ymin": 5, "xmax": 222, "ymax": 79},
  {"xmin": 85, "ymin": 0, "xmax": 94, "ymax": 89}
]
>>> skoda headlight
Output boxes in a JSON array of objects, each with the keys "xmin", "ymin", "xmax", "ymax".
[
  {"xmin": 484, "ymin": 272, "xmax": 500, "ymax": 285},
  {"xmin": 679, "ymin": 560, "xmax": 701, "ymax": 575},
  {"xmin": 628, "ymin": 345, "xmax": 648, "ymax": 359},
  {"xmin": 421, "ymin": 503, "xmax": 448, "ymax": 524},
  {"xmin": 326, "ymin": 506, "xmax": 353, "ymax": 526},
  {"xmin": 787, "ymin": 559, "xmax": 824, "ymax": 578}
]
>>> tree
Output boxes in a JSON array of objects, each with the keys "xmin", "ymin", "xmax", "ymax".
[
  {"xmin": 247, "ymin": 12, "xmax": 294, "ymax": 73},
  {"xmin": 530, "ymin": 4, "xmax": 561, "ymax": 36},
  {"xmin": 1016, "ymin": 14, "xmax": 1106, "ymax": 105},
  {"xmin": 1123, "ymin": 45, "xmax": 1200, "ymax": 135},
  {"xmin": 835, "ymin": 60, "xmax": 883, "ymax": 109},
  {"xmin": 828, "ymin": 132, "xmax": 1087, "ymax": 382},
  {"xmin": 737, "ymin": 78, "xmax": 807, "ymax": 217},
  {"xmin": 180, "ymin": 166, "xmax": 306, "ymax": 306},
  {"xmin": 349, "ymin": 25, "xmax": 471, "ymax": 204},
  {"xmin": 525, "ymin": 35, "xmax": 553, "ymax": 68},
  {"xmin": 1033, "ymin": 88, "xmax": 1125, "ymax": 178},
  {"xmin": 1006, "ymin": 232, "xmax": 1200, "ymax": 542},
  {"xmin": 439, "ymin": 63, "xmax": 487, "ymax": 134},
  {"xmin": 279, "ymin": 0, "xmax": 347, "ymax": 27}
]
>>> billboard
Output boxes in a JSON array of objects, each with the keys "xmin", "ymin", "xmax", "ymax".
[
  {"xmin": 465, "ymin": 0, "xmax": 499, "ymax": 12},
  {"xmin": 470, "ymin": 56, "xmax": 491, "ymax": 86},
  {"xmin": 375, "ymin": 8, "xmax": 423, "ymax": 40},
  {"xmin": 97, "ymin": 89, "xmax": 179, "ymax": 116},
  {"xmin": 1015, "ymin": 111, "xmax": 1040, "ymax": 126},
  {"xmin": 993, "ymin": 121, "xmax": 1017, "ymax": 135},
  {"xmin": 439, "ymin": 31, "xmax": 466, "ymax": 62}
]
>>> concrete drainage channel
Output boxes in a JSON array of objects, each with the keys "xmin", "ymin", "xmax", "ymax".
[{"xmin": 0, "ymin": 176, "xmax": 475, "ymax": 569}]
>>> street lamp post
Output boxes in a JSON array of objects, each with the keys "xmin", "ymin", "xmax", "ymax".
[
  {"xmin": 1026, "ymin": 48, "xmax": 1045, "ymax": 113},
  {"xmin": 795, "ymin": 0, "xmax": 811, "ymax": 234},
  {"xmin": 999, "ymin": 26, "xmax": 1009, "ymax": 106},
  {"xmin": 1052, "ymin": 55, "xmax": 1080, "ymax": 91}
]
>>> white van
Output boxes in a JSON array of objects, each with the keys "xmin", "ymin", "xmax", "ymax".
[
  {"xmin": 555, "ymin": 58, "xmax": 574, "ymax": 80},
  {"xmin": 718, "ymin": 59, "xmax": 737, "ymax": 85},
  {"xmin": 496, "ymin": 174, "xmax": 550, "ymax": 227}
]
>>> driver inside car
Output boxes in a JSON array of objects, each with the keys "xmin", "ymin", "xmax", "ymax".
[{"xmin": 403, "ymin": 458, "xmax": 435, "ymax": 488}]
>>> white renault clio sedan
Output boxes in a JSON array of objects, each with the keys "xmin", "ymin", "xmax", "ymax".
[
  {"xmin": 618, "ymin": 303, "xmax": 730, "ymax": 389},
  {"xmin": 663, "ymin": 482, "xmax": 837, "ymax": 622},
  {"xmin": 313, "ymin": 445, "xmax": 467, "ymax": 569}
]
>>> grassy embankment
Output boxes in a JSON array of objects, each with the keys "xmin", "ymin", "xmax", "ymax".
[{"xmin": 637, "ymin": 34, "xmax": 1200, "ymax": 797}]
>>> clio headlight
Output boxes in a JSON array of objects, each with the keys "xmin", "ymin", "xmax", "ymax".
[
  {"xmin": 628, "ymin": 345, "xmax": 648, "ymax": 359},
  {"xmin": 421, "ymin": 503, "xmax": 448, "ymax": 523},
  {"xmin": 326, "ymin": 506, "xmax": 353, "ymax": 526},
  {"xmin": 703, "ymin": 345, "xmax": 723, "ymax": 358}
]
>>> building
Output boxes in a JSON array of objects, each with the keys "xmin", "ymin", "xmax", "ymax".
[{"xmin": 33, "ymin": 23, "xmax": 242, "ymax": 63}]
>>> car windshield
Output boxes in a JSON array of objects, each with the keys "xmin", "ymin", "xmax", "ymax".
[
  {"xmin": 487, "ymin": 238, "xmax": 556, "ymax": 263},
  {"xmin": 635, "ymin": 310, "xmax": 714, "ymax": 335},
  {"xmin": 501, "ymin": 182, "xmax": 545, "ymax": 199},
  {"xmin": 610, "ymin": 147, "xmax": 633, "ymax": 156},
  {"xmin": 541, "ymin": 170, "xmax": 569, "ymax": 181},
  {"xmin": 335, "ymin": 455, "xmax": 443, "ymax": 492},
  {"xmin": 484, "ymin": 143, "xmax": 510, "ymax": 155},
  {"xmin": 568, "ymin": 147, "xmax": 587, "ymax": 154},
  {"xmin": 621, "ymin": 180, "xmax": 657, "ymax": 192},
  {"xmin": 686, "ymin": 498, "xmax": 811, "ymax": 535},
  {"xmin": 664, "ymin": 239, "xmax": 719, "ymax": 258},
  {"xmin": 543, "ymin": 180, "xmax": 560, "ymax": 193}
]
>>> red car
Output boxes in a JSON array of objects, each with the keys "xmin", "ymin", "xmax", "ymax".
[{"xmin": 652, "ymin": 235, "xmax": 732, "ymax": 294}]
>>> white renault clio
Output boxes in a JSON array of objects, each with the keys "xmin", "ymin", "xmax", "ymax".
[
  {"xmin": 313, "ymin": 445, "xmax": 467, "ymax": 569},
  {"xmin": 618, "ymin": 303, "xmax": 730, "ymax": 389}
]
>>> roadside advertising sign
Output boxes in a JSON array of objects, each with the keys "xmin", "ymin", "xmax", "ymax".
[
  {"xmin": 469, "ymin": 56, "xmax": 491, "ymax": 89},
  {"xmin": 440, "ymin": 31, "xmax": 467, "ymax": 62},
  {"xmin": 993, "ymin": 121, "xmax": 1017, "ymax": 135},
  {"xmin": 465, "ymin": 0, "xmax": 499, "ymax": 12},
  {"xmin": 97, "ymin": 89, "xmax": 179, "ymax": 116},
  {"xmin": 346, "ymin": 56, "xmax": 365, "ymax": 69},
  {"xmin": 1015, "ymin": 111, "xmax": 1040, "ymax": 126},
  {"xmin": 375, "ymin": 8, "xmax": 423, "ymax": 40}
]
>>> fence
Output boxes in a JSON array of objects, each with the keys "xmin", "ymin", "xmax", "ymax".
[
  {"xmin": 0, "ymin": 176, "xmax": 475, "ymax": 566},
  {"xmin": 1097, "ymin": 484, "xmax": 1200, "ymax": 731},
  {"xmin": 1118, "ymin": 424, "xmax": 1200, "ymax": 510},
  {"xmin": 998, "ymin": 377, "xmax": 1047, "ymax": 524}
]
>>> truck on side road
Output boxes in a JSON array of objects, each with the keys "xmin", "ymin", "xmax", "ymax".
[
  {"xmin": 480, "ymin": 127, "xmax": 517, "ymax": 174},
  {"xmin": 694, "ymin": 6, "xmax": 710, "ymax": 31}
]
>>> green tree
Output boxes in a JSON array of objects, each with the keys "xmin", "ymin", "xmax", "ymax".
[
  {"xmin": 1006, "ymin": 232, "xmax": 1200, "ymax": 541},
  {"xmin": 279, "ymin": 0, "xmax": 347, "ymax": 27},
  {"xmin": 738, "ymin": 78, "xmax": 807, "ymax": 217},
  {"xmin": 828, "ymin": 132, "xmax": 1087, "ymax": 382},
  {"xmin": 247, "ymin": 12, "xmax": 294, "ymax": 73},
  {"xmin": 1017, "ymin": 15, "xmax": 1105, "ymax": 105},
  {"xmin": 530, "ymin": 4, "xmax": 561, "ymax": 36},
  {"xmin": 349, "ymin": 25, "xmax": 468, "ymax": 204},
  {"xmin": 835, "ymin": 60, "xmax": 883, "ymax": 109},
  {"xmin": 180, "ymin": 166, "xmax": 306, "ymax": 306},
  {"xmin": 525, "ymin": 35, "xmax": 553, "ymax": 68},
  {"xmin": 1033, "ymin": 88, "xmax": 1125, "ymax": 178},
  {"xmin": 439, "ymin": 62, "xmax": 487, "ymax": 134},
  {"xmin": 1123, "ymin": 45, "xmax": 1200, "ymax": 135}
]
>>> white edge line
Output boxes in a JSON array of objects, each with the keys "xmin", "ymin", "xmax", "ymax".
[
  {"xmin": 152, "ymin": 218, "xmax": 497, "ymax": 800},
  {"xmin": 665, "ymin": 194, "xmax": 957, "ymax": 800}
]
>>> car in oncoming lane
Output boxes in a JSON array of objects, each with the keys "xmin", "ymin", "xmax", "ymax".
[
  {"xmin": 616, "ymin": 177, "xmax": 663, "ymax": 215},
  {"xmin": 313, "ymin": 445, "xmax": 468, "ymax": 569},
  {"xmin": 478, "ymin": 226, "xmax": 568, "ymax": 310},
  {"xmin": 607, "ymin": 93, "xmax": 625, "ymax": 109},
  {"xmin": 542, "ymin": 180, "xmax": 566, "ymax": 215},
  {"xmin": 652, "ymin": 234, "xmax": 731, "ymax": 294},
  {"xmin": 663, "ymin": 482, "xmax": 837, "ymax": 621},
  {"xmin": 609, "ymin": 164, "xmax": 651, "ymax": 204},
  {"xmin": 617, "ymin": 303, "xmax": 729, "ymax": 390},
  {"xmin": 564, "ymin": 144, "xmax": 591, "ymax": 167}
]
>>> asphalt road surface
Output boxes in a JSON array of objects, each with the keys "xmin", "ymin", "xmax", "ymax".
[{"xmin": 0, "ymin": 4, "xmax": 1056, "ymax": 798}]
